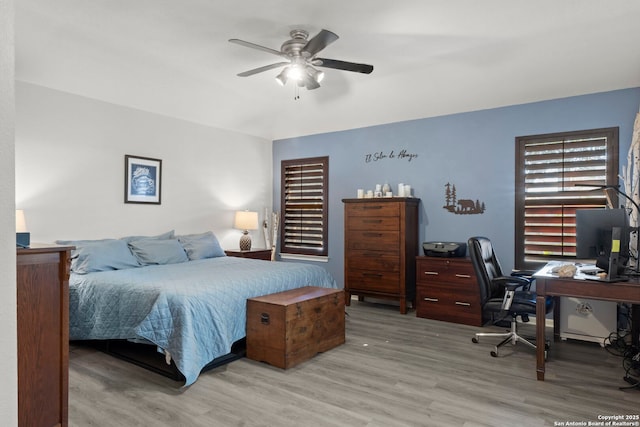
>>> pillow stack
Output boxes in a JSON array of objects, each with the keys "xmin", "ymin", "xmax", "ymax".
[{"xmin": 56, "ymin": 230, "xmax": 226, "ymax": 274}]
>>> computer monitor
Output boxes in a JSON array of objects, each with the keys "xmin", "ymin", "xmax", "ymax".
[{"xmin": 575, "ymin": 208, "xmax": 630, "ymax": 279}]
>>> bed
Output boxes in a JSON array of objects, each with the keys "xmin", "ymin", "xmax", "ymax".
[{"xmin": 60, "ymin": 230, "xmax": 338, "ymax": 386}]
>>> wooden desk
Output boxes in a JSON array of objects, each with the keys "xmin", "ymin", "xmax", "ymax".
[{"xmin": 534, "ymin": 271, "xmax": 640, "ymax": 381}]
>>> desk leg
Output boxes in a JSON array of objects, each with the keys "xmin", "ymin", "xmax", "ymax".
[
  {"xmin": 536, "ymin": 295, "xmax": 546, "ymax": 381},
  {"xmin": 632, "ymin": 304, "xmax": 640, "ymax": 349},
  {"xmin": 553, "ymin": 296, "xmax": 560, "ymax": 341}
]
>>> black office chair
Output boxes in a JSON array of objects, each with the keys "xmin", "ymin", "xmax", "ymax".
[{"xmin": 468, "ymin": 236, "xmax": 553, "ymax": 357}]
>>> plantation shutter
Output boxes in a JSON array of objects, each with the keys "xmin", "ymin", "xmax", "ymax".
[
  {"xmin": 280, "ymin": 156, "xmax": 329, "ymax": 256},
  {"xmin": 515, "ymin": 128, "xmax": 619, "ymax": 270}
]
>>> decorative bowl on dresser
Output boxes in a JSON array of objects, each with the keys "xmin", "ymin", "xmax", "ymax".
[
  {"xmin": 342, "ymin": 197, "xmax": 420, "ymax": 314},
  {"xmin": 415, "ymin": 256, "xmax": 482, "ymax": 326}
]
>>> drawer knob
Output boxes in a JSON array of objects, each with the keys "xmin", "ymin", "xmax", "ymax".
[
  {"xmin": 455, "ymin": 274, "xmax": 471, "ymax": 279},
  {"xmin": 423, "ymin": 297, "xmax": 439, "ymax": 302},
  {"xmin": 455, "ymin": 301, "xmax": 471, "ymax": 306},
  {"xmin": 423, "ymin": 271, "xmax": 438, "ymax": 275}
]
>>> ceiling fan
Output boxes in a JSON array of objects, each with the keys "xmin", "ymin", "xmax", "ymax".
[{"xmin": 229, "ymin": 29, "xmax": 374, "ymax": 90}]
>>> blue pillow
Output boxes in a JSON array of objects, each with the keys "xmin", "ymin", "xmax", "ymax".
[
  {"xmin": 54, "ymin": 239, "xmax": 140, "ymax": 274},
  {"xmin": 177, "ymin": 231, "xmax": 226, "ymax": 260},
  {"xmin": 120, "ymin": 230, "xmax": 175, "ymax": 243},
  {"xmin": 128, "ymin": 238, "xmax": 188, "ymax": 265}
]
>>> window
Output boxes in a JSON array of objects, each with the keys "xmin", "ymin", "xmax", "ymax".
[
  {"xmin": 515, "ymin": 128, "xmax": 619, "ymax": 270},
  {"xmin": 280, "ymin": 156, "xmax": 329, "ymax": 257}
]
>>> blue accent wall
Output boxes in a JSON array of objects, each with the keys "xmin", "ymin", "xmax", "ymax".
[{"xmin": 273, "ymin": 88, "xmax": 640, "ymax": 286}]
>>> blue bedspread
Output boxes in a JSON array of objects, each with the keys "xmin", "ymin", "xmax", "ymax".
[{"xmin": 69, "ymin": 256, "xmax": 338, "ymax": 386}]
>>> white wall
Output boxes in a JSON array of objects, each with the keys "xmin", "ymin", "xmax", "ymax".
[
  {"xmin": 0, "ymin": 0, "xmax": 17, "ymax": 424},
  {"xmin": 16, "ymin": 82, "xmax": 272, "ymax": 248}
]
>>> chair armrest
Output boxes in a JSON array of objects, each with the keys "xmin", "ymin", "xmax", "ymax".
[
  {"xmin": 492, "ymin": 275, "xmax": 533, "ymax": 310},
  {"xmin": 511, "ymin": 269, "xmax": 536, "ymax": 277},
  {"xmin": 492, "ymin": 275, "xmax": 532, "ymax": 291}
]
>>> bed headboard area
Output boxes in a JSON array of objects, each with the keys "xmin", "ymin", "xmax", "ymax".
[{"xmin": 56, "ymin": 230, "xmax": 226, "ymax": 274}]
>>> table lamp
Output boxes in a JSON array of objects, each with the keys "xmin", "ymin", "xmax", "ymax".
[
  {"xmin": 234, "ymin": 210, "xmax": 259, "ymax": 250},
  {"xmin": 16, "ymin": 209, "xmax": 30, "ymax": 248}
]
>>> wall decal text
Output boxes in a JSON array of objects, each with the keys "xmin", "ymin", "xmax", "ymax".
[{"xmin": 365, "ymin": 149, "xmax": 418, "ymax": 163}]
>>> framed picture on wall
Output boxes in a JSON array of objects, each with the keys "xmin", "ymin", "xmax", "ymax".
[{"xmin": 124, "ymin": 155, "xmax": 162, "ymax": 204}]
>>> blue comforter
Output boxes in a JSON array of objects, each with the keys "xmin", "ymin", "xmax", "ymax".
[{"xmin": 69, "ymin": 256, "xmax": 338, "ymax": 386}]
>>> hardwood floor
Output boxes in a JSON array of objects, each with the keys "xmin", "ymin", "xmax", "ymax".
[{"xmin": 69, "ymin": 300, "xmax": 640, "ymax": 426}]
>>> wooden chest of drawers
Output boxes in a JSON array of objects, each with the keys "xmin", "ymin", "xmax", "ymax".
[
  {"xmin": 17, "ymin": 245, "xmax": 73, "ymax": 427},
  {"xmin": 343, "ymin": 198, "xmax": 420, "ymax": 314},
  {"xmin": 246, "ymin": 287, "xmax": 345, "ymax": 369},
  {"xmin": 415, "ymin": 256, "xmax": 482, "ymax": 326}
]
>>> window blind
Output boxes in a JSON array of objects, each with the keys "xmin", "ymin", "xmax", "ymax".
[
  {"xmin": 515, "ymin": 128, "xmax": 618, "ymax": 270},
  {"xmin": 280, "ymin": 156, "xmax": 328, "ymax": 256}
]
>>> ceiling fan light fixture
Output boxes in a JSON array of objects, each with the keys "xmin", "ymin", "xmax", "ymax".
[
  {"xmin": 275, "ymin": 68, "xmax": 289, "ymax": 86},
  {"xmin": 301, "ymin": 73, "xmax": 321, "ymax": 90},
  {"xmin": 307, "ymin": 67, "xmax": 324, "ymax": 83},
  {"xmin": 286, "ymin": 65, "xmax": 305, "ymax": 81}
]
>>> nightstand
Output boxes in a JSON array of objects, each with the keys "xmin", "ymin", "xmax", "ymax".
[{"xmin": 225, "ymin": 249, "xmax": 272, "ymax": 261}]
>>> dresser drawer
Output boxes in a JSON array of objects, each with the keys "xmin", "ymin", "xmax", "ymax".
[
  {"xmin": 347, "ymin": 230, "xmax": 399, "ymax": 250},
  {"xmin": 417, "ymin": 268, "xmax": 475, "ymax": 286},
  {"xmin": 346, "ymin": 203, "xmax": 399, "ymax": 217},
  {"xmin": 416, "ymin": 258, "xmax": 476, "ymax": 285},
  {"xmin": 346, "ymin": 250, "xmax": 400, "ymax": 272},
  {"xmin": 346, "ymin": 270, "xmax": 400, "ymax": 293},
  {"xmin": 346, "ymin": 215, "xmax": 399, "ymax": 231},
  {"xmin": 417, "ymin": 284, "xmax": 480, "ymax": 306},
  {"xmin": 416, "ymin": 285, "xmax": 482, "ymax": 326}
]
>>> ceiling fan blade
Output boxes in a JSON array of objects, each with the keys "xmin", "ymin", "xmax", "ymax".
[
  {"xmin": 237, "ymin": 62, "xmax": 290, "ymax": 77},
  {"xmin": 302, "ymin": 29, "xmax": 339, "ymax": 56},
  {"xmin": 314, "ymin": 58, "xmax": 374, "ymax": 74},
  {"xmin": 229, "ymin": 39, "xmax": 285, "ymax": 58}
]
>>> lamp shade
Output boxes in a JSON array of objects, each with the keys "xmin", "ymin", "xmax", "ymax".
[
  {"xmin": 16, "ymin": 210, "xmax": 30, "ymax": 248},
  {"xmin": 16, "ymin": 209, "xmax": 27, "ymax": 232},
  {"xmin": 234, "ymin": 211, "xmax": 259, "ymax": 231}
]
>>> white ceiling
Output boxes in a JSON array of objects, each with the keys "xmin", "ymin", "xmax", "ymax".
[{"xmin": 15, "ymin": 0, "xmax": 640, "ymax": 141}]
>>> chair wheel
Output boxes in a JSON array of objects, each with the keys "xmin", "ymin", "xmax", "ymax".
[
  {"xmin": 490, "ymin": 350, "xmax": 499, "ymax": 357},
  {"xmin": 472, "ymin": 337, "xmax": 479, "ymax": 344}
]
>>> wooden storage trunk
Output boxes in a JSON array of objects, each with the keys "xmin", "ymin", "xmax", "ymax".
[{"xmin": 246, "ymin": 286, "xmax": 345, "ymax": 369}]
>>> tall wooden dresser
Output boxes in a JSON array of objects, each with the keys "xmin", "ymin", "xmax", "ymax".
[
  {"xmin": 17, "ymin": 245, "xmax": 73, "ymax": 427},
  {"xmin": 343, "ymin": 198, "xmax": 420, "ymax": 314}
]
